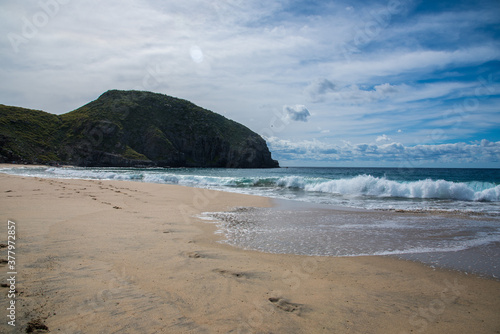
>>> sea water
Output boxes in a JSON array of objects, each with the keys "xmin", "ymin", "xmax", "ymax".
[
  {"xmin": 4, "ymin": 166, "xmax": 498, "ymax": 214},
  {"xmin": 2, "ymin": 166, "xmax": 499, "ymax": 277}
]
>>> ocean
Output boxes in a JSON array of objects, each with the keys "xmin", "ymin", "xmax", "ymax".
[{"xmin": 2, "ymin": 166, "xmax": 499, "ymax": 277}]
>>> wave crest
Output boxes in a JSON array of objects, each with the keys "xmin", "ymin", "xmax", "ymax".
[
  {"xmin": 301, "ymin": 175, "xmax": 499, "ymax": 202},
  {"xmin": 8, "ymin": 167, "xmax": 499, "ymax": 203}
]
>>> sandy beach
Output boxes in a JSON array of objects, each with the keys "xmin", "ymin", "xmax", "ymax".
[{"xmin": 1, "ymin": 170, "xmax": 499, "ymax": 333}]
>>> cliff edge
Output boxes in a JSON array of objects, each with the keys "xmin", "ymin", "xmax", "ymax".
[{"xmin": 0, "ymin": 90, "xmax": 279, "ymax": 168}]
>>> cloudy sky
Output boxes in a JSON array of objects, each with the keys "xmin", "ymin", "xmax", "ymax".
[{"xmin": 1, "ymin": 0, "xmax": 499, "ymax": 167}]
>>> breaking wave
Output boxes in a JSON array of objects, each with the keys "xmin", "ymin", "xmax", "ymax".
[
  {"xmin": 300, "ymin": 175, "xmax": 500, "ymax": 202},
  {"xmin": 8, "ymin": 168, "xmax": 500, "ymax": 202}
]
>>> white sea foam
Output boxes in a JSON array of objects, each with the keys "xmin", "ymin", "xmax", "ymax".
[
  {"xmin": 7, "ymin": 167, "xmax": 498, "ymax": 201},
  {"xmin": 276, "ymin": 175, "xmax": 307, "ymax": 188},
  {"xmin": 202, "ymin": 208, "xmax": 500, "ymax": 260},
  {"xmin": 1, "ymin": 167, "xmax": 499, "ymax": 215},
  {"xmin": 300, "ymin": 175, "xmax": 499, "ymax": 202},
  {"xmin": 474, "ymin": 184, "xmax": 500, "ymax": 201}
]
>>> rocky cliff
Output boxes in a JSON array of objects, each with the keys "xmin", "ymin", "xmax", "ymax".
[{"xmin": 0, "ymin": 90, "xmax": 279, "ymax": 168}]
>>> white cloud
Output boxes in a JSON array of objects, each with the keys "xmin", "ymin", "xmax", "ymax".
[
  {"xmin": 329, "ymin": 47, "xmax": 500, "ymax": 82},
  {"xmin": 374, "ymin": 83, "xmax": 398, "ymax": 95},
  {"xmin": 267, "ymin": 137, "xmax": 500, "ymax": 165},
  {"xmin": 304, "ymin": 78, "xmax": 336, "ymax": 102},
  {"xmin": 284, "ymin": 105, "xmax": 311, "ymax": 122},
  {"xmin": 0, "ymin": 0, "xmax": 498, "ymax": 167},
  {"xmin": 324, "ymin": 82, "xmax": 399, "ymax": 104},
  {"xmin": 376, "ymin": 134, "xmax": 391, "ymax": 142}
]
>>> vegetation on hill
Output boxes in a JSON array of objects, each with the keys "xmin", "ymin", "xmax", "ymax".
[{"xmin": 0, "ymin": 90, "xmax": 279, "ymax": 168}]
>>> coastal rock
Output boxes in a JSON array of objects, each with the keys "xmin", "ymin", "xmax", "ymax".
[{"xmin": 0, "ymin": 90, "xmax": 279, "ymax": 168}]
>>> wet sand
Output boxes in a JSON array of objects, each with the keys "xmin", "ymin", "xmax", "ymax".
[
  {"xmin": 204, "ymin": 200, "xmax": 500, "ymax": 278},
  {"xmin": 0, "ymin": 172, "xmax": 499, "ymax": 333}
]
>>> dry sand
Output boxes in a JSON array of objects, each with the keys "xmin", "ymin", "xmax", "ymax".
[{"xmin": 0, "ymin": 171, "xmax": 499, "ymax": 333}]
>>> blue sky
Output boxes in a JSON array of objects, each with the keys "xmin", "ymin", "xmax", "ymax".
[{"xmin": 1, "ymin": 0, "xmax": 499, "ymax": 167}]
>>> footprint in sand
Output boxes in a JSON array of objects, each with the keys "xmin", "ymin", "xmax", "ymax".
[
  {"xmin": 187, "ymin": 251, "xmax": 204, "ymax": 258},
  {"xmin": 26, "ymin": 318, "xmax": 49, "ymax": 333},
  {"xmin": 268, "ymin": 297, "xmax": 301, "ymax": 313},
  {"xmin": 214, "ymin": 269, "xmax": 252, "ymax": 279}
]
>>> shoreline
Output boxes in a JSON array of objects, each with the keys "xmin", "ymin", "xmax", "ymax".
[
  {"xmin": 1, "ymin": 172, "xmax": 499, "ymax": 333},
  {"xmin": 206, "ymin": 198, "xmax": 500, "ymax": 279}
]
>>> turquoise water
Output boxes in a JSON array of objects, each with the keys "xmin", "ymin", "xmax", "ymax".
[
  {"xmin": 3, "ymin": 165, "xmax": 500, "ymax": 277},
  {"xmin": 3, "ymin": 166, "xmax": 499, "ymax": 214}
]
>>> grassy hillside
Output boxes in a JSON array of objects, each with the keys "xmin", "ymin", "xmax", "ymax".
[
  {"xmin": 0, "ymin": 91, "xmax": 279, "ymax": 168},
  {"xmin": 0, "ymin": 105, "xmax": 62, "ymax": 163}
]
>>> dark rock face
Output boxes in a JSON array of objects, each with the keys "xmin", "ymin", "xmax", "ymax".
[{"xmin": 0, "ymin": 90, "xmax": 279, "ymax": 168}]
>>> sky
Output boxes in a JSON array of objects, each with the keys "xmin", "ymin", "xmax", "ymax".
[{"xmin": 1, "ymin": 0, "xmax": 499, "ymax": 167}]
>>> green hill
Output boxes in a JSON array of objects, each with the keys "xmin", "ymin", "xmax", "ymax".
[{"xmin": 0, "ymin": 90, "xmax": 279, "ymax": 168}]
